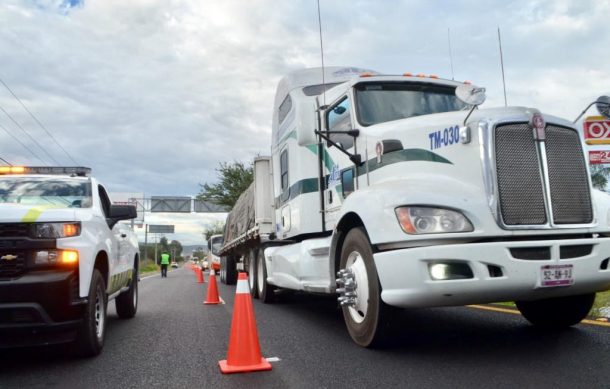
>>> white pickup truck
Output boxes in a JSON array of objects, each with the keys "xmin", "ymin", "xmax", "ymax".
[{"xmin": 0, "ymin": 166, "xmax": 139, "ymax": 356}]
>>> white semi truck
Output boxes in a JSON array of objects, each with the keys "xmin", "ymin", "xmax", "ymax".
[{"xmin": 219, "ymin": 66, "xmax": 610, "ymax": 347}]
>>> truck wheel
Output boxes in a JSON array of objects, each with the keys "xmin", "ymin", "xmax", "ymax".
[
  {"xmin": 226, "ymin": 255, "xmax": 237, "ymax": 285},
  {"xmin": 115, "ymin": 265, "xmax": 138, "ymax": 319},
  {"xmin": 75, "ymin": 269, "xmax": 107, "ymax": 357},
  {"xmin": 516, "ymin": 293, "xmax": 596, "ymax": 328},
  {"xmin": 339, "ymin": 227, "xmax": 391, "ymax": 348},
  {"xmin": 248, "ymin": 249, "xmax": 258, "ymax": 299},
  {"xmin": 257, "ymin": 248, "xmax": 275, "ymax": 303},
  {"xmin": 220, "ymin": 257, "xmax": 226, "ymax": 284}
]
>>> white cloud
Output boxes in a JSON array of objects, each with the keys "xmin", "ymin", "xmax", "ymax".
[{"xmin": 1, "ymin": 0, "xmax": 609, "ymax": 243}]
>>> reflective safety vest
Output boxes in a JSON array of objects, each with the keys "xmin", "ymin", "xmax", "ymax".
[{"xmin": 161, "ymin": 253, "xmax": 170, "ymax": 265}]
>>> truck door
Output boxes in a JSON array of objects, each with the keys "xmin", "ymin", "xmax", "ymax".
[
  {"xmin": 97, "ymin": 185, "xmax": 123, "ymax": 290},
  {"xmin": 324, "ymin": 95, "xmax": 355, "ymax": 230}
]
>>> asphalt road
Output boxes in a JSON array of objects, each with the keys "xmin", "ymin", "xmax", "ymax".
[{"xmin": 1, "ymin": 267, "xmax": 609, "ymax": 389}]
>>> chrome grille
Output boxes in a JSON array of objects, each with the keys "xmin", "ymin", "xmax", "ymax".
[
  {"xmin": 494, "ymin": 122, "xmax": 592, "ymax": 227},
  {"xmin": 545, "ymin": 125, "xmax": 593, "ymax": 224},
  {"xmin": 495, "ymin": 123, "xmax": 547, "ymax": 225}
]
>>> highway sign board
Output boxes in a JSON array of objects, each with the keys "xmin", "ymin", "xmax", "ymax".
[{"xmin": 148, "ymin": 225, "xmax": 175, "ymax": 233}]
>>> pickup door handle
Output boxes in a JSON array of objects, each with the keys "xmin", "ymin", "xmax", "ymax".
[{"xmin": 120, "ymin": 233, "xmax": 127, "ymax": 238}]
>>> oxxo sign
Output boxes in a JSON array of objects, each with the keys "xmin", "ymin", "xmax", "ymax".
[{"xmin": 583, "ymin": 116, "xmax": 610, "ymax": 145}]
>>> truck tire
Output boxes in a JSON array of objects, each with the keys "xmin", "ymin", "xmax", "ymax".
[
  {"xmin": 248, "ymin": 249, "xmax": 258, "ymax": 299},
  {"xmin": 257, "ymin": 247, "xmax": 275, "ymax": 303},
  {"xmin": 516, "ymin": 293, "xmax": 596, "ymax": 329},
  {"xmin": 219, "ymin": 257, "xmax": 226, "ymax": 283},
  {"xmin": 115, "ymin": 264, "xmax": 138, "ymax": 319},
  {"xmin": 75, "ymin": 269, "xmax": 107, "ymax": 357},
  {"xmin": 339, "ymin": 227, "xmax": 391, "ymax": 348},
  {"xmin": 226, "ymin": 255, "xmax": 237, "ymax": 285}
]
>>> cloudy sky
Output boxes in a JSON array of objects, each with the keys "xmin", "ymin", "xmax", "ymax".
[{"xmin": 1, "ymin": 0, "xmax": 609, "ymax": 245}]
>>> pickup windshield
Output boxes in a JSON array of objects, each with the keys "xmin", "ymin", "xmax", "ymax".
[
  {"xmin": 355, "ymin": 82, "xmax": 467, "ymax": 126},
  {"xmin": 0, "ymin": 176, "xmax": 92, "ymax": 208}
]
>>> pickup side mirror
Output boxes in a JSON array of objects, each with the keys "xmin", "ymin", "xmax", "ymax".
[
  {"xmin": 109, "ymin": 205, "xmax": 137, "ymax": 221},
  {"xmin": 207, "ymin": 240, "xmax": 211, "ymax": 250}
]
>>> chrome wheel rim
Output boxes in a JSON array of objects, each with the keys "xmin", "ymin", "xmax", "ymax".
[
  {"xmin": 248, "ymin": 255, "xmax": 255, "ymax": 291},
  {"xmin": 95, "ymin": 286, "xmax": 105, "ymax": 339},
  {"xmin": 345, "ymin": 251, "xmax": 369, "ymax": 324},
  {"xmin": 257, "ymin": 253, "xmax": 264, "ymax": 295}
]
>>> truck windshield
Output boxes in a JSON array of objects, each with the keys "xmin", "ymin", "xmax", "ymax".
[
  {"xmin": 0, "ymin": 176, "xmax": 92, "ymax": 208},
  {"xmin": 211, "ymin": 236, "xmax": 224, "ymax": 256},
  {"xmin": 355, "ymin": 82, "xmax": 468, "ymax": 126}
]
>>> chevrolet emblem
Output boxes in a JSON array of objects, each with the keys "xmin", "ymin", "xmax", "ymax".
[{"xmin": 1, "ymin": 254, "xmax": 17, "ymax": 261}]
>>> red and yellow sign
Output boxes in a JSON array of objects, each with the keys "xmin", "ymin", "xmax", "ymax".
[
  {"xmin": 584, "ymin": 116, "xmax": 610, "ymax": 145},
  {"xmin": 589, "ymin": 150, "xmax": 610, "ymax": 164}
]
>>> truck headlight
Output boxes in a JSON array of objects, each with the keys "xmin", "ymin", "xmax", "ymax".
[
  {"xmin": 395, "ymin": 207, "xmax": 474, "ymax": 234},
  {"xmin": 30, "ymin": 223, "xmax": 81, "ymax": 239}
]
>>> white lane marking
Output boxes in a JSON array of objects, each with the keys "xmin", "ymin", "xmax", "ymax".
[{"xmin": 266, "ymin": 357, "xmax": 281, "ymax": 363}]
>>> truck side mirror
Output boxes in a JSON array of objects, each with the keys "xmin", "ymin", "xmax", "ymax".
[{"xmin": 596, "ymin": 96, "xmax": 610, "ymax": 119}]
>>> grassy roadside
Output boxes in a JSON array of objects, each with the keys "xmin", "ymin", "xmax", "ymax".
[
  {"xmin": 139, "ymin": 259, "xmax": 159, "ymax": 276},
  {"xmin": 492, "ymin": 290, "xmax": 610, "ymax": 319}
]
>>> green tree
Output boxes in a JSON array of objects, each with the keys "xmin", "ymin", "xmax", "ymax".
[
  {"xmin": 203, "ymin": 221, "xmax": 226, "ymax": 240},
  {"xmin": 197, "ymin": 161, "xmax": 253, "ymax": 209},
  {"xmin": 169, "ymin": 239, "xmax": 183, "ymax": 260},
  {"xmin": 591, "ymin": 165, "xmax": 610, "ymax": 190}
]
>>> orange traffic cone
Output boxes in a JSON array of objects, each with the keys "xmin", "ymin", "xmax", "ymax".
[
  {"xmin": 219, "ymin": 272, "xmax": 272, "ymax": 374},
  {"xmin": 204, "ymin": 268, "xmax": 221, "ymax": 305},
  {"xmin": 196, "ymin": 266, "xmax": 204, "ymax": 283}
]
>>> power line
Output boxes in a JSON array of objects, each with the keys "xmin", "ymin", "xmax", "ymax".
[
  {"xmin": 0, "ymin": 78, "xmax": 78, "ymax": 165},
  {"xmin": 0, "ymin": 156, "xmax": 11, "ymax": 166},
  {"xmin": 0, "ymin": 121, "xmax": 47, "ymax": 164},
  {"xmin": 0, "ymin": 104, "xmax": 58, "ymax": 165}
]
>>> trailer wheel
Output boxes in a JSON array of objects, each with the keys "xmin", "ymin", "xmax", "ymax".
[
  {"xmin": 219, "ymin": 257, "xmax": 226, "ymax": 284},
  {"xmin": 339, "ymin": 227, "xmax": 391, "ymax": 348},
  {"xmin": 248, "ymin": 249, "xmax": 258, "ymax": 299},
  {"xmin": 516, "ymin": 293, "xmax": 596, "ymax": 329},
  {"xmin": 257, "ymin": 247, "xmax": 274, "ymax": 303},
  {"xmin": 225, "ymin": 255, "xmax": 237, "ymax": 285}
]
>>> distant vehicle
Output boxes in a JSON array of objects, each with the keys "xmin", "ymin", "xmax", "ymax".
[
  {"xmin": 171, "ymin": 261, "xmax": 178, "ymax": 269},
  {"xmin": 0, "ymin": 166, "xmax": 139, "ymax": 356},
  {"xmin": 201, "ymin": 259, "xmax": 209, "ymax": 270},
  {"xmin": 207, "ymin": 235, "xmax": 223, "ymax": 273}
]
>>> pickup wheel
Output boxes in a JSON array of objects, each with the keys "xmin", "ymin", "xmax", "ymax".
[
  {"xmin": 115, "ymin": 265, "xmax": 138, "ymax": 319},
  {"xmin": 516, "ymin": 293, "xmax": 596, "ymax": 329},
  {"xmin": 248, "ymin": 249, "xmax": 258, "ymax": 299},
  {"xmin": 339, "ymin": 227, "xmax": 391, "ymax": 348},
  {"xmin": 225, "ymin": 255, "xmax": 237, "ymax": 285},
  {"xmin": 257, "ymin": 247, "xmax": 275, "ymax": 303},
  {"xmin": 75, "ymin": 269, "xmax": 107, "ymax": 357}
]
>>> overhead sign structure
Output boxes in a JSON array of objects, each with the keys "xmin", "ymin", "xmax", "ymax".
[
  {"xmin": 151, "ymin": 196, "xmax": 191, "ymax": 213},
  {"xmin": 194, "ymin": 200, "xmax": 229, "ymax": 213},
  {"xmin": 583, "ymin": 116, "xmax": 610, "ymax": 145},
  {"xmin": 148, "ymin": 225, "xmax": 175, "ymax": 233},
  {"xmin": 110, "ymin": 192, "xmax": 145, "ymax": 222},
  {"xmin": 588, "ymin": 150, "xmax": 610, "ymax": 164}
]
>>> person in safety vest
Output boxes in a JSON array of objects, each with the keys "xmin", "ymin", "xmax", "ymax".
[{"xmin": 160, "ymin": 252, "xmax": 170, "ymax": 278}]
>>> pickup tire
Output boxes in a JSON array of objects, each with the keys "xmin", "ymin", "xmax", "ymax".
[
  {"xmin": 115, "ymin": 265, "xmax": 138, "ymax": 319},
  {"xmin": 257, "ymin": 247, "xmax": 275, "ymax": 303},
  {"xmin": 516, "ymin": 293, "xmax": 596, "ymax": 328},
  {"xmin": 339, "ymin": 227, "xmax": 391, "ymax": 348},
  {"xmin": 248, "ymin": 249, "xmax": 258, "ymax": 298},
  {"xmin": 225, "ymin": 255, "xmax": 237, "ymax": 285},
  {"xmin": 75, "ymin": 269, "xmax": 107, "ymax": 357}
]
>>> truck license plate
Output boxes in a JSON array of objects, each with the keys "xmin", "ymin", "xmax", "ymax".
[{"xmin": 539, "ymin": 264, "xmax": 573, "ymax": 287}]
